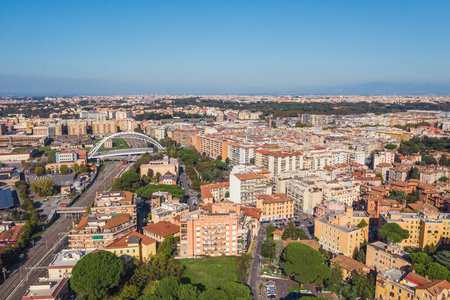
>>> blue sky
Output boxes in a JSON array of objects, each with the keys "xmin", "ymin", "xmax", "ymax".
[{"xmin": 0, "ymin": 0, "xmax": 449, "ymax": 94}]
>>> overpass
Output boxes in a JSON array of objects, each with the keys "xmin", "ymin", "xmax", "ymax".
[
  {"xmin": 55, "ymin": 207, "xmax": 86, "ymax": 214},
  {"xmin": 90, "ymin": 148, "xmax": 156, "ymax": 159},
  {"xmin": 88, "ymin": 132, "xmax": 165, "ymax": 159}
]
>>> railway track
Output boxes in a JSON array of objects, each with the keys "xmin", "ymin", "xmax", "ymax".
[{"xmin": 0, "ymin": 161, "xmax": 122, "ymax": 299}]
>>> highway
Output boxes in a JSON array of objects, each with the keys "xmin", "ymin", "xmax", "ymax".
[{"xmin": 0, "ymin": 161, "xmax": 122, "ymax": 300}]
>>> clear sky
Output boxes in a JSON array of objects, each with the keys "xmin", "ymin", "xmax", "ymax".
[{"xmin": 1, "ymin": 0, "xmax": 449, "ymax": 94}]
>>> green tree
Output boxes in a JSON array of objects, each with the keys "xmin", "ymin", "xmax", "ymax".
[
  {"xmin": 72, "ymin": 163, "xmax": 80, "ymax": 173},
  {"xmin": 34, "ymin": 165, "xmax": 45, "ymax": 176},
  {"xmin": 221, "ymin": 282, "xmax": 252, "ymax": 300},
  {"xmin": 71, "ymin": 251, "xmax": 124, "ymax": 300},
  {"xmin": 79, "ymin": 164, "xmax": 87, "ymax": 173},
  {"xmin": 200, "ymin": 289, "xmax": 228, "ymax": 300},
  {"xmin": 274, "ymin": 240, "xmax": 286, "ymax": 264},
  {"xmin": 117, "ymin": 285, "xmax": 140, "ymax": 300},
  {"xmin": 281, "ymin": 242, "xmax": 331, "ymax": 284},
  {"xmin": 375, "ymin": 173, "xmax": 384, "ymax": 182},
  {"xmin": 30, "ymin": 179, "xmax": 57, "ymax": 197},
  {"xmin": 325, "ymin": 265, "xmax": 343, "ymax": 289},
  {"xmin": 282, "ymin": 221, "xmax": 309, "ymax": 240},
  {"xmin": 356, "ymin": 248, "xmax": 366, "ymax": 263},
  {"xmin": 352, "ymin": 272, "xmax": 375, "ymax": 300},
  {"xmin": 225, "ymin": 157, "xmax": 230, "ymax": 165},
  {"xmin": 178, "ymin": 283, "xmax": 200, "ymax": 300},
  {"xmin": 261, "ymin": 239, "xmax": 275, "ymax": 259},
  {"xmin": 120, "ymin": 171, "xmax": 141, "ymax": 190},
  {"xmin": 439, "ymin": 176, "xmax": 449, "ymax": 182},
  {"xmin": 433, "ymin": 251, "xmax": 450, "ymax": 269},
  {"xmin": 385, "ymin": 143, "xmax": 397, "ymax": 150},
  {"xmin": 379, "ymin": 223, "xmax": 410, "ymax": 244},
  {"xmin": 147, "ymin": 169, "xmax": 154, "ymax": 180},
  {"xmin": 410, "ymin": 252, "xmax": 432, "ymax": 265},
  {"xmin": 59, "ymin": 164, "xmax": 69, "ymax": 175},
  {"xmin": 426, "ymin": 262, "xmax": 450, "ymax": 280},
  {"xmin": 155, "ymin": 277, "xmax": 180, "ymax": 299},
  {"xmin": 266, "ymin": 225, "xmax": 276, "ymax": 239},
  {"xmin": 154, "ymin": 172, "xmax": 161, "ymax": 182},
  {"xmin": 408, "ymin": 167, "xmax": 420, "ymax": 179}
]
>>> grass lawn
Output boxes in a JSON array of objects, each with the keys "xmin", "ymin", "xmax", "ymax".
[
  {"xmin": 12, "ymin": 147, "xmax": 28, "ymax": 153},
  {"xmin": 94, "ymin": 138, "xmax": 130, "ymax": 152},
  {"xmin": 180, "ymin": 257, "xmax": 238, "ymax": 289}
]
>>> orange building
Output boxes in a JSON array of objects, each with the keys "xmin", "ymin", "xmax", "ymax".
[{"xmin": 193, "ymin": 134, "xmax": 229, "ymax": 160}]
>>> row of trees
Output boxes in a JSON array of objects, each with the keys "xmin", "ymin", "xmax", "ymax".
[{"xmin": 35, "ymin": 163, "xmax": 89, "ymax": 176}]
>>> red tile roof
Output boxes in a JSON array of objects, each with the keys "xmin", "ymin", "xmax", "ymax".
[
  {"xmin": 105, "ymin": 231, "xmax": 156, "ymax": 249},
  {"xmin": 142, "ymin": 221, "xmax": 180, "ymax": 238}
]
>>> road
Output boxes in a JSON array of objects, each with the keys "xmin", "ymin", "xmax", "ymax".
[
  {"xmin": 249, "ymin": 223, "xmax": 267, "ymax": 300},
  {"xmin": 179, "ymin": 166, "xmax": 196, "ymax": 211},
  {"xmin": 0, "ymin": 161, "xmax": 122, "ymax": 300}
]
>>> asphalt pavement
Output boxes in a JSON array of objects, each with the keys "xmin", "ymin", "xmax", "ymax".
[{"xmin": 249, "ymin": 223, "xmax": 268, "ymax": 299}]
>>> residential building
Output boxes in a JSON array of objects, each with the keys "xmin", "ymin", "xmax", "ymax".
[
  {"xmin": 47, "ymin": 249, "xmax": 94, "ymax": 279},
  {"xmin": 22, "ymin": 278, "xmax": 69, "ymax": 300},
  {"xmin": 314, "ymin": 207, "xmax": 369, "ymax": 256},
  {"xmin": 373, "ymin": 150, "xmax": 396, "ymax": 168},
  {"xmin": 90, "ymin": 191, "xmax": 136, "ymax": 218},
  {"xmin": 227, "ymin": 142, "xmax": 256, "ymax": 165},
  {"xmin": 105, "ymin": 231, "xmax": 157, "ymax": 262},
  {"xmin": 330, "ymin": 255, "xmax": 371, "ymax": 280},
  {"xmin": 92, "ymin": 120, "xmax": 118, "ymax": 135},
  {"xmin": 254, "ymin": 150, "xmax": 304, "ymax": 178},
  {"xmin": 151, "ymin": 202, "xmax": 189, "ymax": 223},
  {"xmin": 68, "ymin": 213, "xmax": 136, "ymax": 250},
  {"xmin": 376, "ymin": 269, "xmax": 450, "ymax": 300},
  {"xmin": 194, "ymin": 134, "xmax": 229, "ymax": 160},
  {"xmin": 229, "ymin": 165, "xmax": 271, "ymax": 205},
  {"xmin": 256, "ymin": 193, "xmax": 294, "ymax": 221},
  {"xmin": 173, "ymin": 129, "xmax": 198, "ymax": 147},
  {"xmin": 286, "ymin": 178, "xmax": 323, "ymax": 214},
  {"xmin": 142, "ymin": 221, "xmax": 180, "ymax": 243},
  {"xmin": 379, "ymin": 211, "xmax": 450, "ymax": 249},
  {"xmin": 200, "ymin": 182, "xmax": 230, "ymax": 204},
  {"xmin": 365, "ymin": 241, "xmax": 410, "ymax": 273},
  {"xmin": 66, "ymin": 121, "xmax": 87, "ymax": 135}
]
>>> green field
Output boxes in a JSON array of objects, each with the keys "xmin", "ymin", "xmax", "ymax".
[
  {"xmin": 94, "ymin": 138, "xmax": 130, "ymax": 152},
  {"xmin": 180, "ymin": 257, "xmax": 238, "ymax": 289},
  {"xmin": 12, "ymin": 147, "xmax": 28, "ymax": 153}
]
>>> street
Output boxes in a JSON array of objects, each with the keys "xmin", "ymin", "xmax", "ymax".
[
  {"xmin": 179, "ymin": 165, "xmax": 196, "ymax": 211},
  {"xmin": 249, "ymin": 223, "xmax": 267, "ymax": 299},
  {"xmin": 0, "ymin": 161, "xmax": 122, "ymax": 300}
]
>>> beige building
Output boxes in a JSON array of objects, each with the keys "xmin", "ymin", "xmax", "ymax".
[
  {"xmin": 143, "ymin": 221, "xmax": 180, "ymax": 243},
  {"xmin": 330, "ymin": 255, "xmax": 371, "ymax": 280},
  {"xmin": 91, "ymin": 191, "xmax": 136, "ymax": 218},
  {"xmin": 314, "ymin": 207, "xmax": 369, "ymax": 256},
  {"xmin": 67, "ymin": 121, "xmax": 87, "ymax": 135},
  {"xmin": 200, "ymin": 182, "xmax": 230, "ymax": 204},
  {"xmin": 151, "ymin": 202, "xmax": 189, "ymax": 223},
  {"xmin": 376, "ymin": 269, "xmax": 450, "ymax": 300},
  {"xmin": 379, "ymin": 211, "xmax": 450, "ymax": 250},
  {"xmin": 140, "ymin": 156, "xmax": 179, "ymax": 177},
  {"xmin": 365, "ymin": 241, "xmax": 410, "ymax": 273},
  {"xmin": 256, "ymin": 193, "xmax": 295, "ymax": 221},
  {"xmin": 105, "ymin": 231, "xmax": 157, "ymax": 262},
  {"xmin": 47, "ymin": 249, "xmax": 93, "ymax": 279},
  {"xmin": 92, "ymin": 120, "xmax": 118, "ymax": 135}
]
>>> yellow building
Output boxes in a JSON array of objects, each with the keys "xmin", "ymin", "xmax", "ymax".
[
  {"xmin": 330, "ymin": 255, "xmax": 371, "ymax": 280},
  {"xmin": 314, "ymin": 207, "xmax": 369, "ymax": 257},
  {"xmin": 256, "ymin": 193, "xmax": 295, "ymax": 221},
  {"xmin": 379, "ymin": 211, "xmax": 450, "ymax": 250},
  {"xmin": 366, "ymin": 241, "xmax": 410, "ymax": 273},
  {"xmin": 376, "ymin": 269, "xmax": 450, "ymax": 300},
  {"xmin": 105, "ymin": 231, "xmax": 157, "ymax": 262}
]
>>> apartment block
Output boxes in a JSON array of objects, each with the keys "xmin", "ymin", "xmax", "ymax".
[
  {"xmin": 66, "ymin": 121, "xmax": 87, "ymax": 135},
  {"xmin": 173, "ymin": 129, "xmax": 198, "ymax": 147},
  {"xmin": 365, "ymin": 241, "xmax": 410, "ymax": 273},
  {"xmin": 314, "ymin": 207, "xmax": 369, "ymax": 256},
  {"xmin": 229, "ymin": 165, "xmax": 271, "ymax": 205},
  {"xmin": 373, "ymin": 150, "xmax": 396, "ymax": 168},
  {"xmin": 376, "ymin": 269, "xmax": 450, "ymax": 300},
  {"xmin": 178, "ymin": 201, "xmax": 255, "ymax": 258},
  {"xmin": 256, "ymin": 193, "xmax": 294, "ymax": 221},
  {"xmin": 47, "ymin": 249, "xmax": 94, "ymax": 279},
  {"xmin": 254, "ymin": 150, "xmax": 304, "ymax": 178},
  {"xmin": 69, "ymin": 213, "xmax": 136, "ymax": 250},
  {"xmin": 227, "ymin": 142, "xmax": 256, "ymax": 165},
  {"xmin": 92, "ymin": 120, "xmax": 118, "ymax": 135},
  {"xmin": 286, "ymin": 178, "xmax": 323, "ymax": 214},
  {"xmin": 151, "ymin": 202, "xmax": 189, "ymax": 223},
  {"xmin": 379, "ymin": 211, "xmax": 450, "ymax": 250},
  {"xmin": 200, "ymin": 182, "xmax": 230, "ymax": 204},
  {"xmin": 143, "ymin": 221, "xmax": 180, "ymax": 243},
  {"xmin": 194, "ymin": 134, "xmax": 229, "ymax": 160},
  {"xmin": 90, "ymin": 191, "xmax": 137, "ymax": 218}
]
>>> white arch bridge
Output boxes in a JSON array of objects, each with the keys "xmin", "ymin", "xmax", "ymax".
[{"xmin": 88, "ymin": 132, "xmax": 165, "ymax": 159}]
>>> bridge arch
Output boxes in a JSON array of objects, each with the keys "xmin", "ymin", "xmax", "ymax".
[{"xmin": 88, "ymin": 132, "xmax": 164, "ymax": 159}]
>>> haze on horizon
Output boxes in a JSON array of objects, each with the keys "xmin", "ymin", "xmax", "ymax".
[{"xmin": 1, "ymin": 0, "xmax": 449, "ymax": 95}]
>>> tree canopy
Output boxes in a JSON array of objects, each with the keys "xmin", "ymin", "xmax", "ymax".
[
  {"xmin": 30, "ymin": 178, "xmax": 58, "ymax": 197},
  {"xmin": 282, "ymin": 221, "xmax": 309, "ymax": 240},
  {"xmin": 71, "ymin": 250, "xmax": 124, "ymax": 300},
  {"xmin": 379, "ymin": 222, "xmax": 410, "ymax": 244},
  {"xmin": 281, "ymin": 242, "xmax": 331, "ymax": 284}
]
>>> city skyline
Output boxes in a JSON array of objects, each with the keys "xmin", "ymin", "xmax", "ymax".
[{"xmin": 1, "ymin": 0, "xmax": 450, "ymax": 95}]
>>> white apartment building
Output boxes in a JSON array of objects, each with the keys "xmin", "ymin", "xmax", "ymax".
[
  {"xmin": 286, "ymin": 178, "xmax": 323, "ymax": 214},
  {"xmin": 229, "ymin": 165, "xmax": 271, "ymax": 205},
  {"xmin": 254, "ymin": 150, "xmax": 304, "ymax": 178},
  {"xmin": 373, "ymin": 150, "xmax": 395, "ymax": 168},
  {"xmin": 227, "ymin": 142, "xmax": 255, "ymax": 165}
]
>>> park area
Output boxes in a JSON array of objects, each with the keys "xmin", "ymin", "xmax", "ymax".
[{"xmin": 180, "ymin": 257, "xmax": 238, "ymax": 289}]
